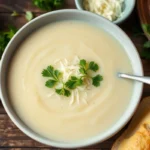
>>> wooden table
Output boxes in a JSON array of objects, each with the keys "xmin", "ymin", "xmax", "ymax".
[{"xmin": 0, "ymin": 0, "xmax": 150, "ymax": 149}]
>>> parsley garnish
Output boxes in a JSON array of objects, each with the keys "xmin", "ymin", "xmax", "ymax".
[
  {"xmin": 79, "ymin": 59, "xmax": 99, "ymax": 73},
  {"xmin": 56, "ymin": 88, "xmax": 71, "ymax": 97},
  {"xmin": 133, "ymin": 24, "xmax": 150, "ymax": 60},
  {"xmin": 42, "ymin": 65, "xmax": 61, "ymax": 87},
  {"xmin": 65, "ymin": 76, "xmax": 83, "ymax": 89},
  {"xmin": 0, "ymin": 26, "xmax": 17, "ymax": 59},
  {"xmin": 42, "ymin": 59, "xmax": 103, "ymax": 97},
  {"xmin": 142, "ymin": 24, "xmax": 150, "ymax": 35},
  {"xmin": 92, "ymin": 75, "xmax": 103, "ymax": 87},
  {"xmin": 25, "ymin": 11, "xmax": 34, "ymax": 21},
  {"xmin": 33, "ymin": 0, "xmax": 64, "ymax": 11},
  {"xmin": 89, "ymin": 61, "xmax": 99, "ymax": 72},
  {"xmin": 141, "ymin": 24, "xmax": 150, "ymax": 60},
  {"xmin": 79, "ymin": 59, "xmax": 103, "ymax": 87},
  {"xmin": 79, "ymin": 59, "xmax": 87, "ymax": 75},
  {"xmin": 42, "ymin": 65, "xmax": 71, "ymax": 97}
]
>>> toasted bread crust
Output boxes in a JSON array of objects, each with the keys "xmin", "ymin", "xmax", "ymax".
[{"xmin": 112, "ymin": 97, "xmax": 150, "ymax": 150}]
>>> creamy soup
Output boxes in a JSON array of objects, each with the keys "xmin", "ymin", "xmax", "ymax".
[{"xmin": 8, "ymin": 21, "xmax": 133, "ymax": 142}]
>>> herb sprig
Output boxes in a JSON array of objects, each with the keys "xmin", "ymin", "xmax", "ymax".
[
  {"xmin": 33, "ymin": 0, "xmax": 64, "ymax": 11},
  {"xmin": 79, "ymin": 60, "xmax": 99, "ymax": 75},
  {"xmin": 42, "ymin": 65, "xmax": 71, "ymax": 97},
  {"xmin": 133, "ymin": 24, "xmax": 150, "ymax": 59},
  {"xmin": 42, "ymin": 59, "xmax": 103, "ymax": 97},
  {"xmin": 141, "ymin": 24, "xmax": 150, "ymax": 59},
  {"xmin": 42, "ymin": 66, "xmax": 61, "ymax": 87},
  {"xmin": 79, "ymin": 59, "xmax": 103, "ymax": 87},
  {"xmin": 65, "ymin": 76, "xmax": 83, "ymax": 89},
  {"xmin": 0, "ymin": 26, "xmax": 17, "ymax": 59}
]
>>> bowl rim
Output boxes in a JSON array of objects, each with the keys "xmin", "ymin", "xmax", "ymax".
[
  {"xmin": 74, "ymin": 0, "xmax": 136, "ymax": 24},
  {"xmin": 0, "ymin": 9, "xmax": 143, "ymax": 148}
]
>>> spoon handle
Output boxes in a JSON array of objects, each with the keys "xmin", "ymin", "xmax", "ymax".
[{"xmin": 119, "ymin": 74, "xmax": 150, "ymax": 85}]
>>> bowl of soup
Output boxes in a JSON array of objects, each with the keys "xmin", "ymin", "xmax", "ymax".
[{"xmin": 0, "ymin": 9, "xmax": 143, "ymax": 148}]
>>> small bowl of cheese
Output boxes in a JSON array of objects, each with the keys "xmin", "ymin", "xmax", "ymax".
[{"xmin": 75, "ymin": 0, "xmax": 136, "ymax": 24}]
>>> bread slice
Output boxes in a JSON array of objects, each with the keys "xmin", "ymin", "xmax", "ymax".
[{"xmin": 112, "ymin": 97, "xmax": 150, "ymax": 150}]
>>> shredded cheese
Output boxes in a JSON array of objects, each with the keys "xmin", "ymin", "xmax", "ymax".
[
  {"xmin": 55, "ymin": 56, "xmax": 80, "ymax": 82},
  {"xmin": 53, "ymin": 56, "xmax": 89, "ymax": 105},
  {"xmin": 83, "ymin": 0, "xmax": 124, "ymax": 21}
]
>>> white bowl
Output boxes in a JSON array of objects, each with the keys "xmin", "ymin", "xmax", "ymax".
[
  {"xmin": 75, "ymin": 0, "xmax": 136, "ymax": 24},
  {"xmin": 0, "ymin": 9, "xmax": 143, "ymax": 148}
]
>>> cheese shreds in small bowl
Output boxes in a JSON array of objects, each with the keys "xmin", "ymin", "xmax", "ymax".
[{"xmin": 83, "ymin": 0, "xmax": 124, "ymax": 21}]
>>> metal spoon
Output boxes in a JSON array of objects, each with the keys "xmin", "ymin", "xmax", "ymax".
[{"xmin": 118, "ymin": 73, "xmax": 150, "ymax": 84}]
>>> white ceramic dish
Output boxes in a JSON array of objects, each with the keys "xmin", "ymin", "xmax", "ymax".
[
  {"xmin": 0, "ymin": 9, "xmax": 143, "ymax": 148},
  {"xmin": 75, "ymin": 0, "xmax": 136, "ymax": 24}
]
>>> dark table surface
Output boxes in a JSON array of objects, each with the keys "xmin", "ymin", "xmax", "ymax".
[{"xmin": 0, "ymin": 0, "xmax": 150, "ymax": 149}]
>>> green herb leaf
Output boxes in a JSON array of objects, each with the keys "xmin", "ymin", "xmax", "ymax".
[
  {"xmin": 42, "ymin": 65, "xmax": 61, "ymax": 81},
  {"xmin": 11, "ymin": 11, "xmax": 19, "ymax": 17},
  {"xmin": 65, "ymin": 76, "xmax": 83, "ymax": 89},
  {"xmin": 42, "ymin": 69, "xmax": 51, "ymax": 77},
  {"xmin": 79, "ymin": 59, "xmax": 87, "ymax": 75},
  {"xmin": 53, "ymin": 0, "xmax": 64, "ymax": 8},
  {"xmin": 54, "ymin": 70, "xmax": 61, "ymax": 80},
  {"xmin": 56, "ymin": 88, "xmax": 71, "ymax": 97},
  {"xmin": 79, "ymin": 59, "xmax": 86, "ymax": 68},
  {"xmin": 89, "ymin": 61, "xmax": 99, "ymax": 72},
  {"xmin": 6, "ymin": 25, "xmax": 17, "ymax": 39},
  {"xmin": 142, "ymin": 24, "xmax": 150, "ymax": 35},
  {"xmin": 92, "ymin": 75, "xmax": 103, "ymax": 87},
  {"xmin": 42, "ymin": 66, "xmax": 54, "ymax": 77},
  {"xmin": 0, "ymin": 26, "xmax": 17, "ymax": 59},
  {"xmin": 25, "ymin": 11, "xmax": 34, "ymax": 21},
  {"xmin": 45, "ymin": 79, "xmax": 57, "ymax": 88},
  {"xmin": 33, "ymin": 0, "xmax": 53, "ymax": 11},
  {"xmin": 143, "ymin": 41, "xmax": 150, "ymax": 49},
  {"xmin": 32, "ymin": 0, "xmax": 63, "ymax": 11},
  {"xmin": 79, "ymin": 68, "xmax": 86, "ymax": 75},
  {"xmin": 46, "ymin": 66, "xmax": 54, "ymax": 76}
]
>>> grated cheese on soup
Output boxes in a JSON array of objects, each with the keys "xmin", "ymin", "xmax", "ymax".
[{"xmin": 54, "ymin": 56, "xmax": 89, "ymax": 105}]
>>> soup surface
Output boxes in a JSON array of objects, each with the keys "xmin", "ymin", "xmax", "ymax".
[{"xmin": 8, "ymin": 21, "xmax": 133, "ymax": 142}]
